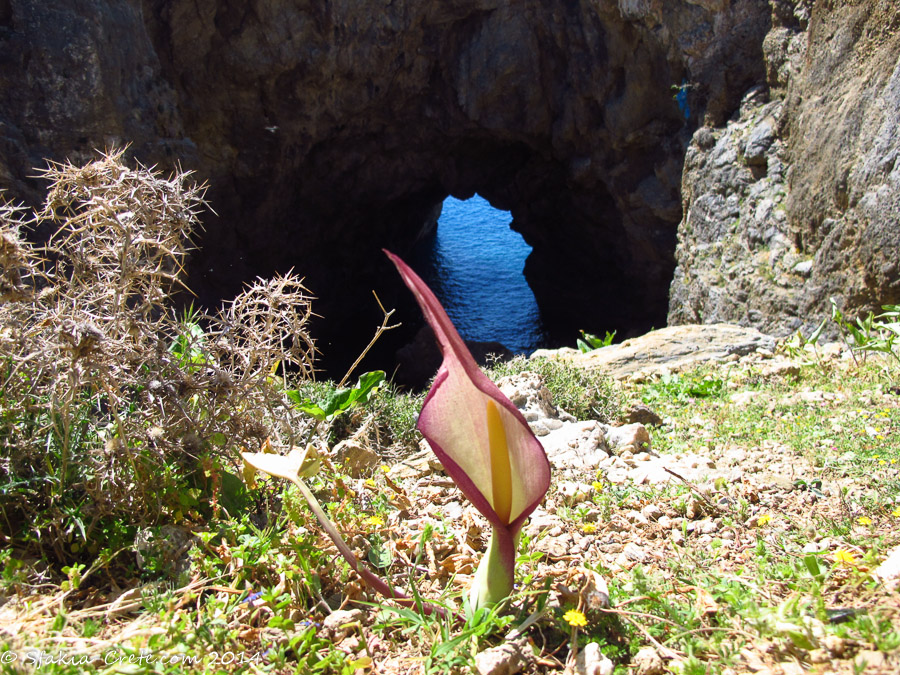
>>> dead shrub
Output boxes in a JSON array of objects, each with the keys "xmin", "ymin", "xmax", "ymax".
[{"xmin": 0, "ymin": 150, "xmax": 316, "ymax": 562}]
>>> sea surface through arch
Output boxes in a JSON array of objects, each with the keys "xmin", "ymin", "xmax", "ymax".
[{"xmin": 414, "ymin": 194, "xmax": 547, "ymax": 355}]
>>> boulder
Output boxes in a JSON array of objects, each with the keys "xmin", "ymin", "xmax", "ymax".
[{"xmin": 532, "ymin": 324, "xmax": 776, "ymax": 379}]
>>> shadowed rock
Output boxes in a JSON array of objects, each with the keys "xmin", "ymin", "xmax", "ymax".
[{"xmin": 0, "ymin": 0, "xmax": 769, "ymax": 377}]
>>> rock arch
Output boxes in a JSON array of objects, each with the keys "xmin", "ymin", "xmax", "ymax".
[{"xmin": 0, "ymin": 0, "xmax": 770, "ymax": 375}]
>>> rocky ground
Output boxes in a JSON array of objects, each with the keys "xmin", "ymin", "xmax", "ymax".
[
  {"xmin": 1, "ymin": 325, "xmax": 898, "ymax": 674},
  {"xmin": 285, "ymin": 325, "xmax": 898, "ymax": 674}
]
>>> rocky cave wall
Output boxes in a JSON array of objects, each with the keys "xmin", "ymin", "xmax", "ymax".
[
  {"xmin": 4, "ymin": 0, "xmax": 898, "ymax": 376},
  {"xmin": 0, "ymin": 0, "xmax": 769, "ymax": 375},
  {"xmin": 669, "ymin": 0, "xmax": 900, "ymax": 336}
]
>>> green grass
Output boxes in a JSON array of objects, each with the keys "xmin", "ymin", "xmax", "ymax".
[
  {"xmin": 3, "ymin": 350, "xmax": 899, "ymax": 674},
  {"xmin": 487, "ymin": 354, "xmax": 621, "ymax": 422}
]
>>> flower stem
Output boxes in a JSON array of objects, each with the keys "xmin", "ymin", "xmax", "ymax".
[{"xmin": 470, "ymin": 525, "xmax": 515, "ymax": 611}]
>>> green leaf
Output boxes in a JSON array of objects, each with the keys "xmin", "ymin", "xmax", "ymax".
[
  {"xmin": 367, "ymin": 540, "xmax": 393, "ymax": 569},
  {"xmin": 808, "ymin": 317, "xmax": 827, "ymax": 345},
  {"xmin": 354, "ymin": 370, "xmax": 386, "ymax": 401},
  {"xmin": 577, "ymin": 330, "xmax": 615, "ymax": 352},
  {"xmin": 288, "ymin": 371, "xmax": 386, "ymax": 421},
  {"xmin": 296, "ymin": 401, "xmax": 329, "ymax": 421},
  {"xmin": 219, "ymin": 470, "xmax": 248, "ymax": 514},
  {"xmin": 803, "ymin": 553, "xmax": 825, "ymax": 580}
]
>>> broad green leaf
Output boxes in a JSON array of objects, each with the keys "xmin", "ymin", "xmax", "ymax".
[
  {"xmin": 296, "ymin": 401, "xmax": 329, "ymax": 420},
  {"xmin": 367, "ymin": 540, "xmax": 393, "ymax": 569},
  {"xmin": 803, "ymin": 553, "xmax": 825, "ymax": 580},
  {"xmin": 287, "ymin": 371, "xmax": 386, "ymax": 421},
  {"xmin": 219, "ymin": 470, "xmax": 248, "ymax": 514}
]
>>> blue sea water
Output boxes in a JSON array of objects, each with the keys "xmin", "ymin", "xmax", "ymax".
[{"xmin": 417, "ymin": 195, "xmax": 546, "ymax": 354}]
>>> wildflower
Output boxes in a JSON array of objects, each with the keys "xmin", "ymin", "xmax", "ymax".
[
  {"xmin": 892, "ymin": 507, "xmax": 900, "ymax": 517},
  {"xmin": 364, "ymin": 478, "xmax": 377, "ymax": 488},
  {"xmin": 833, "ymin": 549, "xmax": 857, "ymax": 566},
  {"xmin": 386, "ymin": 251, "xmax": 550, "ymax": 610},
  {"xmin": 591, "ymin": 481, "xmax": 604, "ymax": 492},
  {"xmin": 879, "ymin": 459, "xmax": 887, "ymax": 465},
  {"xmin": 757, "ymin": 514, "xmax": 772, "ymax": 526},
  {"xmin": 244, "ymin": 591, "xmax": 264, "ymax": 605},
  {"xmin": 563, "ymin": 609, "xmax": 588, "ymax": 628},
  {"xmin": 582, "ymin": 524, "xmax": 597, "ymax": 534},
  {"xmin": 362, "ymin": 515, "xmax": 385, "ymax": 528},
  {"xmin": 857, "ymin": 516, "xmax": 872, "ymax": 526}
]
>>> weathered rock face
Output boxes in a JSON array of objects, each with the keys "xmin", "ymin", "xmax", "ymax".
[
  {"xmin": 669, "ymin": 0, "xmax": 900, "ymax": 335},
  {"xmin": 0, "ymin": 0, "xmax": 770, "ymax": 376},
  {"xmin": 0, "ymin": 2, "xmax": 195, "ymax": 200}
]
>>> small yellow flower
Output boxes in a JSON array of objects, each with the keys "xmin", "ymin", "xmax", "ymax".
[
  {"xmin": 757, "ymin": 514, "xmax": 772, "ymax": 526},
  {"xmin": 364, "ymin": 478, "xmax": 377, "ymax": 487},
  {"xmin": 591, "ymin": 481, "xmax": 604, "ymax": 492},
  {"xmin": 891, "ymin": 459, "xmax": 897, "ymax": 465},
  {"xmin": 362, "ymin": 515, "xmax": 385, "ymax": 528},
  {"xmin": 563, "ymin": 609, "xmax": 588, "ymax": 628},
  {"xmin": 879, "ymin": 459, "xmax": 887, "ymax": 465},
  {"xmin": 892, "ymin": 508, "xmax": 900, "ymax": 518},
  {"xmin": 582, "ymin": 524, "xmax": 597, "ymax": 534},
  {"xmin": 857, "ymin": 516, "xmax": 872, "ymax": 526},
  {"xmin": 379, "ymin": 465, "xmax": 390, "ymax": 473},
  {"xmin": 833, "ymin": 549, "xmax": 857, "ymax": 567}
]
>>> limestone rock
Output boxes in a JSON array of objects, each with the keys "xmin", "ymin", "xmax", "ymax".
[
  {"xmin": 532, "ymin": 325, "xmax": 776, "ymax": 380},
  {"xmin": 625, "ymin": 404, "xmax": 663, "ymax": 426},
  {"xmin": 323, "ymin": 609, "xmax": 364, "ymax": 638},
  {"xmin": 632, "ymin": 647, "xmax": 665, "ymax": 675},
  {"xmin": 388, "ymin": 443, "xmax": 444, "ymax": 481},
  {"xmin": 475, "ymin": 638, "xmax": 530, "ymax": 675},
  {"xmin": 670, "ymin": 3, "xmax": 900, "ymax": 339},
  {"xmin": 874, "ymin": 544, "xmax": 900, "ymax": 590},
  {"xmin": 568, "ymin": 642, "xmax": 614, "ymax": 675},
  {"xmin": 604, "ymin": 423, "xmax": 651, "ymax": 454},
  {"xmin": 541, "ymin": 420, "xmax": 611, "ymax": 475},
  {"xmin": 333, "ymin": 438, "xmax": 380, "ymax": 478},
  {"xmin": 854, "ymin": 650, "xmax": 887, "ymax": 672}
]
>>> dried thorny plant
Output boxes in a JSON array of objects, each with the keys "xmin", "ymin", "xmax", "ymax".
[
  {"xmin": 216, "ymin": 272, "xmax": 317, "ymax": 381},
  {"xmin": 0, "ymin": 201, "xmax": 34, "ymax": 303},
  {"xmin": 0, "ymin": 150, "xmax": 316, "ymax": 562}
]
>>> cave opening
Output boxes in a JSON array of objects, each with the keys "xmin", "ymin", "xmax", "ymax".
[{"xmin": 412, "ymin": 193, "xmax": 546, "ymax": 355}]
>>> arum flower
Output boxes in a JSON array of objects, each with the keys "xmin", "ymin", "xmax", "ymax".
[{"xmin": 386, "ymin": 250, "xmax": 551, "ymax": 610}]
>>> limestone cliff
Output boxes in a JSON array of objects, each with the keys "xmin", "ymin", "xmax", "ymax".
[
  {"xmin": 2, "ymin": 0, "xmax": 897, "ymax": 373},
  {"xmin": 668, "ymin": 0, "xmax": 900, "ymax": 335},
  {"xmin": 0, "ymin": 0, "xmax": 770, "ymax": 373}
]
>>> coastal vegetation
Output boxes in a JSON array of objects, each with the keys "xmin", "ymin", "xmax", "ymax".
[{"xmin": 1, "ymin": 154, "xmax": 898, "ymax": 674}]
